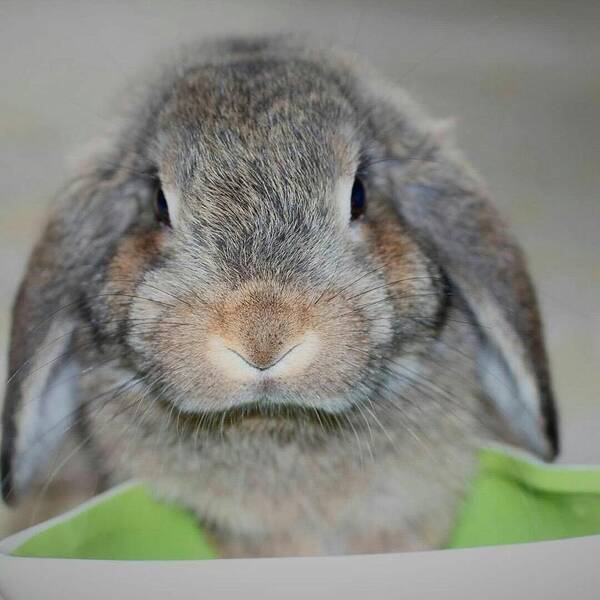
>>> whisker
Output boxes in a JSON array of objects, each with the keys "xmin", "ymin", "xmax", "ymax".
[
  {"xmin": 344, "ymin": 275, "xmax": 443, "ymax": 302},
  {"xmin": 332, "ymin": 291, "xmax": 448, "ymax": 321},
  {"xmin": 110, "ymin": 278, "xmax": 195, "ymax": 309},
  {"xmin": 6, "ymin": 316, "xmax": 190, "ymax": 398},
  {"xmin": 323, "ymin": 260, "xmax": 395, "ymax": 304}
]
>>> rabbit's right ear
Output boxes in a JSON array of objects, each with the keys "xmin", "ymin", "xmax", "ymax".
[
  {"xmin": 1, "ymin": 223, "xmax": 82, "ymax": 504},
  {"xmin": 1, "ymin": 174, "xmax": 142, "ymax": 504}
]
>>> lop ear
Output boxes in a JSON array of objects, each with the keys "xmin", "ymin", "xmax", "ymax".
[
  {"xmin": 1, "ymin": 172, "xmax": 142, "ymax": 504},
  {"xmin": 392, "ymin": 161, "xmax": 559, "ymax": 460},
  {"xmin": 1, "ymin": 228, "xmax": 82, "ymax": 504}
]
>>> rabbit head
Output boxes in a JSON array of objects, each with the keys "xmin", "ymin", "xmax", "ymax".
[{"xmin": 1, "ymin": 38, "xmax": 557, "ymax": 522}]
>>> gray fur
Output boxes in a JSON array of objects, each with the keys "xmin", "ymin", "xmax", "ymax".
[{"xmin": 1, "ymin": 37, "xmax": 557, "ymax": 556}]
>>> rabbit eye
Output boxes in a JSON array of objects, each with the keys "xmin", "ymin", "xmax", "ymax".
[
  {"xmin": 154, "ymin": 187, "xmax": 171, "ymax": 227},
  {"xmin": 350, "ymin": 178, "xmax": 366, "ymax": 221}
]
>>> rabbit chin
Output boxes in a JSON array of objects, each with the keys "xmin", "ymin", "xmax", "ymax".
[{"xmin": 168, "ymin": 382, "xmax": 355, "ymax": 419}]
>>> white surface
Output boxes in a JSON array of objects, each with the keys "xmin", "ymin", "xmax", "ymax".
[{"xmin": 0, "ymin": 536, "xmax": 599, "ymax": 599}]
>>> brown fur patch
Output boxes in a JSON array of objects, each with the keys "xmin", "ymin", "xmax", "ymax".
[{"xmin": 108, "ymin": 230, "xmax": 166, "ymax": 293}]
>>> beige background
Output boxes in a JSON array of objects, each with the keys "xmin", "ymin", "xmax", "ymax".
[{"xmin": 0, "ymin": 0, "xmax": 599, "ymax": 534}]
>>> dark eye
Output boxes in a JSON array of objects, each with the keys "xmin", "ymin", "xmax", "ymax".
[
  {"xmin": 154, "ymin": 187, "xmax": 171, "ymax": 227},
  {"xmin": 350, "ymin": 178, "xmax": 366, "ymax": 221}
]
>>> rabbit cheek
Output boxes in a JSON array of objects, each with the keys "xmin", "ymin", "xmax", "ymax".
[
  {"xmin": 104, "ymin": 230, "xmax": 168, "ymax": 327},
  {"xmin": 108, "ymin": 231, "xmax": 167, "ymax": 291},
  {"xmin": 368, "ymin": 219, "xmax": 443, "ymax": 343}
]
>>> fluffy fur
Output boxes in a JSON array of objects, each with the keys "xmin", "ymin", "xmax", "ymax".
[{"xmin": 1, "ymin": 37, "xmax": 558, "ymax": 557}]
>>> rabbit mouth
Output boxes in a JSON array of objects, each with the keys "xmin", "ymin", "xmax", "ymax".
[
  {"xmin": 153, "ymin": 371, "xmax": 374, "ymax": 431},
  {"xmin": 161, "ymin": 397, "xmax": 353, "ymax": 432}
]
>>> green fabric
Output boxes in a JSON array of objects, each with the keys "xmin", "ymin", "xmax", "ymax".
[
  {"xmin": 11, "ymin": 485, "xmax": 217, "ymax": 560},
  {"xmin": 448, "ymin": 448, "xmax": 600, "ymax": 548},
  {"xmin": 9, "ymin": 447, "xmax": 600, "ymax": 560}
]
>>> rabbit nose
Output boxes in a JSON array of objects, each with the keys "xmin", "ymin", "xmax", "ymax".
[
  {"xmin": 207, "ymin": 331, "xmax": 320, "ymax": 382},
  {"xmin": 225, "ymin": 343, "xmax": 301, "ymax": 372},
  {"xmin": 206, "ymin": 281, "xmax": 320, "ymax": 381}
]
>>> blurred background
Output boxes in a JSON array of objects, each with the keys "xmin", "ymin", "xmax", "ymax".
[{"xmin": 0, "ymin": 0, "xmax": 599, "ymax": 535}]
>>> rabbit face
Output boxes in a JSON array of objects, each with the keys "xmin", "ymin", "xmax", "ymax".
[{"xmin": 104, "ymin": 58, "xmax": 445, "ymax": 418}]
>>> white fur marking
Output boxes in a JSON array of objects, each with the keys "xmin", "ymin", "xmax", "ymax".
[
  {"xmin": 333, "ymin": 176, "xmax": 354, "ymax": 229},
  {"xmin": 162, "ymin": 185, "xmax": 182, "ymax": 227},
  {"xmin": 13, "ymin": 321, "xmax": 79, "ymax": 496}
]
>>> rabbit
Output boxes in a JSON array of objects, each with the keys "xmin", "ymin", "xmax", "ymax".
[{"xmin": 0, "ymin": 36, "xmax": 558, "ymax": 558}]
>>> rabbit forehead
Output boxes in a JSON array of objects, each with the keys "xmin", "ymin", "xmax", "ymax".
[{"xmin": 153, "ymin": 58, "xmax": 360, "ymax": 194}]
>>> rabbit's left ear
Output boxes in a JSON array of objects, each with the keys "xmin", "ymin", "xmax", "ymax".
[{"xmin": 391, "ymin": 160, "xmax": 559, "ymax": 460}]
